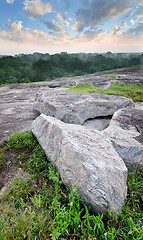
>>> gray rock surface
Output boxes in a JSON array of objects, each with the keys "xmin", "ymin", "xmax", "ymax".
[
  {"xmin": 104, "ymin": 108, "xmax": 143, "ymax": 171},
  {"xmin": 34, "ymin": 90, "xmax": 134, "ymax": 125},
  {"xmin": 0, "ymin": 66, "xmax": 142, "ymax": 141},
  {"xmin": 40, "ymin": 67, "xmax": 143, "ymax": 88},
  {"xmin": 32, "ymin": 114, "xmax": 127, "ymax": 214},
  {"xmin": 0, "ymin": 84, "xmax": 56, "ymax": 141},
  {"xmin": 83, "ymin": 117, "xmax": 111, "ymax": 131}
]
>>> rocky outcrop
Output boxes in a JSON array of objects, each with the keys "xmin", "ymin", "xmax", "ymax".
[
  {"xmin": 39, "ymin": 67, "xmax": 143, "ymax": 88},
  {"xmin": 32, "ymin": 114, "xmax": 127, "ymax": 214},
  {"xmin": 1, "ymin": 66, "xmax": 142, "ymax": 141},
  {"xmin": 34, "ymin": 90, "xmax": 134, "ymax": 125},
  {"xmin": 104, "ymin": 108, "xmax": 143, "ymax": 172}
]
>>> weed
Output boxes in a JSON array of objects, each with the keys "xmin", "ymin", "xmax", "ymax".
[
  {"xmin": 6, "ymin": 131, "xmax": 37, "ymax": 150},
  {"xmin": 103, "ymin": 122, "xmax": 109, "ymax": 130}
]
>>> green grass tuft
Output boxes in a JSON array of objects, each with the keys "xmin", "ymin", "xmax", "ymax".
[
  {"xmin": 64, "ymin": 82, "xmax": 143, "ymax": 102},
  {"xmin": 65, "ymin": 82, "xmax": 96, "ymax": 94},
  {"xmin": 124, "ymin": 66, "xmax": 143, "ymax": 71},
  {"xmin": 103, "ymin": 74, "xmax": 121, "ymax": 78}
]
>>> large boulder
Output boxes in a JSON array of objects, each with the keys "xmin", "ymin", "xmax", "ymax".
[
  {"xmin": 32, "ymin": 114, "xmax": 127, "ymax": 214},
  {"xmin": 104, "ymin": 108, "xmax": 143, "ymax": 172},
  {"xmin": 34, "ymin": 90, "xmax": 134, "ymax": 125}
]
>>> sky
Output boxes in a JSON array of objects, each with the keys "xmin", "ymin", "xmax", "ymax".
[{"xmin": 0, "ymin": 0, "xmax": 143, "ymax": 55}]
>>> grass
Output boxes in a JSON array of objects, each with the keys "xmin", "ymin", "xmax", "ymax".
[
  {"xmin": 124, "ymin": 66, "xmax": 143, "ymax": 71},
  {"xmin": 134, "ymin": 76, "xmax": 143, "ymax": 79},
  {"xmin": 64, "ymin": 82, "xmax": 96, "ymax": 94},
  {"xmin": 103, "ymin": 74, "xmax": 121, "ymax": 78},
  {"xmin": 65, "ymin": 82, "xmax": 143, "ymax": 102},
  {"xmin": 0, "ymin": 131, "xmax": 143, "ymax": 239}
]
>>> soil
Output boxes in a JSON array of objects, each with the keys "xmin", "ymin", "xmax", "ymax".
[{"xmin": 0, "ymin": 144, "xmax": 31, "ymax": 194}]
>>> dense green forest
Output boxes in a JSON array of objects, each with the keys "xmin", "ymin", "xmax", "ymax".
[{"xmin": 0, "ymin": 52, "xmax": 143, "ymax": 85}]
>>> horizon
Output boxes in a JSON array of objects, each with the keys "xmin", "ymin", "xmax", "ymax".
[
  {"xmin": 1, "ymin": 51, "xmax": 143, "ymax": 57},
  {"xmin": 0, "ymin": 0, "xmax": 143, "ymax": 55}
]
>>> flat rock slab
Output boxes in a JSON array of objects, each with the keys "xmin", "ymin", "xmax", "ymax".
[
  {"xmin": 104, "ymin": 108, "xmax": 143, "ymax": 171},
  {"xmin": 0, "ymin": 84, "xmax": 56, "ymax": 141},
  {"xmin": 32, "ymin": 114, "xmax": 127, "ymax": 214},
  {"xmin": 34, "ymin": 90, "xmax": 134, "ymax": 125},
  {"xmin": 40, "ymin": 67, "xmax": 143, "ymax": 88}
]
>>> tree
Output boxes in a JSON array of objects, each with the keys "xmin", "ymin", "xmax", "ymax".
[{"xmin": 32, "ymin": 59, "xmax": 53, "ymax": 81}]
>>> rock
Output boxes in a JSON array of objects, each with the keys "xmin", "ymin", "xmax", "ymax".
[
  {"xmin": 104, "ymin": 108, "xmax": 143, "ymax": 172},
  {"xmin": 32, "ymin": 114, "xmax": 127, "ymax": 214},
  {"xmin": 34, "ymin": 90, "xmax": 134, "ymax": 125}
]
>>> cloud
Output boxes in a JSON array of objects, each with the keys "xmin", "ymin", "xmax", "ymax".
[
  {"xmin": 43, "ymin": 21, "xmax": 61, "ymax": 32},
  {"xmin": 123, "ymin": 22, "xmax": 143, "ymax": 38},
  {"xmin": 57, "ymin": 14, "xmax": 69, "ymax": 26},
  {"xmin": 73, "ymin": 0, "xmax": 139, "ymax": 32},
  {"xmin": 137, "ymin": 7, "xmax": 143, "ymax": 18},
  {"xmin": 112, "ymin": 21, "xmax": 129, "ymax": 36},
  {"xmin": 0, "ymin": 19, "xmax": 68, "ymax": 44},
  {"xmin": 137, "ymin": 0, "xmax": 143, "ymax": 6},
  {"xmin": 130, "ymin": 18, "xmax": 138, "ymax": 25},
  {"xmin": 82, "ymin": 29, "xmax": 105, "ymax": 41},
  {"xmin": 32, "ymin": 29, "xmax": 47, "ymax": 40},
  {"xmin": 10, "ymin": 21, "xmax": 23, "ymax": 31},
  {"xmin": 112, "ymin": 25, "xmax": 123, "ymax": 35},
  {"xmin": 43, "ymin": 20, "xmax": 67, "ymax": 40},
  {"xmin": 0, "ymin": 23, "xmax": 143, "ymax": 55},
  {"xmin": 6, "ymin": 0, "xmax": 15, "ymax": 3},
  {"xmin": 121, "ymin": 21, "xmax": 128, "ymax": 28},
  {"xmin": 0, "ymin": 21, "xmax": 48, "ymax": 42},
  {"xmin": 23, "ymin": 0, "xmax": 52, "ymax": 19}
]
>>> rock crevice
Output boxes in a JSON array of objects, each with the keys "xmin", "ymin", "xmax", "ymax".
[{"xmin": 34, "ymin": 89, "xmax": 134, "ymax": 126}]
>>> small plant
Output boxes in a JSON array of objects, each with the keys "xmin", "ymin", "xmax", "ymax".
[
  {"xmin": 118, "ymin": 82, "xmax": 126, "ymax": 86},
  {"xmin": 137, "ymin": 82, "xmax": 143, "ymax": 86},
  {"xmin": 103, "ymin": 121, "xmax": 109, "ymax": 130}
]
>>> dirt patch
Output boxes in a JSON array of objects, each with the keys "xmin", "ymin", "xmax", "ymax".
[
  {"xmin": 0, "ymin": 143, "xmax": 31, "ymax": 192},
  {"xmin": 0, "ymin": 168, "xmax": 30, "ymax": 196}
]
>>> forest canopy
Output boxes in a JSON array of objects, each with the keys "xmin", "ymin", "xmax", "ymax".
[{"xmin": 0, "ymin": 52, "xmax": 143, "ymax": 85}]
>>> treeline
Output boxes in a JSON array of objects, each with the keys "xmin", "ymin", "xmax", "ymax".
[{"xmin": 0, "ymin": 52, "xmax": 143, "ymax": 85}]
